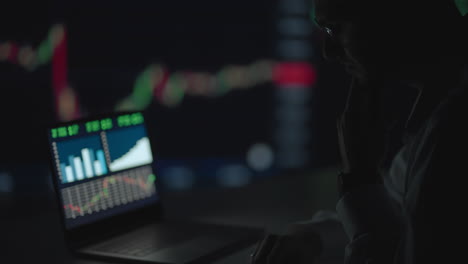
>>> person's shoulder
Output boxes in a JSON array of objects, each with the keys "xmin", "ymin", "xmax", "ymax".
[
  {"xmin": 431, "ymin": 86, "xmax": 468, "ymax": 135},
  {"xmin": 401, "ymin": 86, "xmax": 468, "ymax": 166},
  {"xmin": 423, "ymin": 86, "xmax": 468, "ymax": 158}
]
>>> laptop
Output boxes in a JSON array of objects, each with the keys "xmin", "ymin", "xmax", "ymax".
[{"xmin": 47, "ymin": 111, "xmax": 262, "ymax": 264}]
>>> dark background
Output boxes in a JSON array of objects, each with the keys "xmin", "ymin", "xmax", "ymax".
[
  {"xmin": 0, "ymin": 0, "xmax": 350, "ymax": 198},
  {"xmin": 2, "ymin": 1, "xmax": 468, "ymax": 263},
  {"xmin": 0, "ymin": 0, "xmax": 352, "ymax": 263}
]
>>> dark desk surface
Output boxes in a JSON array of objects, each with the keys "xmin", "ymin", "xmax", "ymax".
[{"xmin": 1, "ymin": 167, "xmax": 342, "ymax": 264}]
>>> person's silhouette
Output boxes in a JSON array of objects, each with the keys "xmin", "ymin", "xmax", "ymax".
[{"xmin": 251, "ymin": 0, "xmax": 468, "ymax": 263}]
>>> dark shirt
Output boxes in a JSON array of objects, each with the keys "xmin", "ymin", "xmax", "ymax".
[{"xmin": 336, "ymin": 80, "xmax": 467, "ymax": 263}]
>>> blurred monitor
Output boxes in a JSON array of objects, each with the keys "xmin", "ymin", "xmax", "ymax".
[{"xmin": 2, "ymin": 0, "xmax": 327, "ymax": 193}]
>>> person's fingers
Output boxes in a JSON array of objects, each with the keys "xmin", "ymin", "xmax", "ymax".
[
  {"xmin": 267, "ymin": 235, "xmax": 319, "ymax": 264},
  {"xmin": 251, "ymin": 234, "xmax": 279, "ymax": 264},
  {"xmin": 251, "ymin": 226, "xmax": 323, "ymax": 263},
  {"xmin": 266, "ymin": 236, "xmax": 289, "ymax": 264}
]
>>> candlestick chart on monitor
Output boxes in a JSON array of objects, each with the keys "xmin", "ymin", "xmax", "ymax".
[{"xmin": 1, "ymin": 0, "xmax": 318, "ymax": 189}]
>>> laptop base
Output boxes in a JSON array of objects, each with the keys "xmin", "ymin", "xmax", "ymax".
[{"xmin": 77, "ymin": 221, "xmax": 261, "ymax": 264}]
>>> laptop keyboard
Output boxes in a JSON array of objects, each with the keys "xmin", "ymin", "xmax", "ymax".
[
  {"xmin": 94, "ymin": 235, "xmax": 165, "ymax": 257},
  {"xmin": 91, "ymin": 225, "xmax": 189, "ymax": 257}
]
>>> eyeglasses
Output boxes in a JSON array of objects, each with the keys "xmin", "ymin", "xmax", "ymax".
[{"xmin": 314, "ymin": 18, "xmax": 334, "ymax": 38}]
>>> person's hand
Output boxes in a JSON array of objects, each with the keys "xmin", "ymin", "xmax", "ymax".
[
  {"xmin": 250, "ymin": 223, "xmax": 322, "ymax": 264},
  {"xmin": 337, "ymin": 78, "xmax": 386, "ymax": 192}
]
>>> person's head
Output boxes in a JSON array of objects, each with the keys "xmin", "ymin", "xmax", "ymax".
[{"xmin": 314, "ymin": 0, "xmax": 467, "ymax": 84}]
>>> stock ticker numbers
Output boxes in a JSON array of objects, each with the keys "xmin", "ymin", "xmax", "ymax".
[
  {"xmin": 51, "ymin": 124, "xmax": 80, "ymax": 139},
  {"xmin": 85, "ymin": 118, "xmax": 113, "ymax": 133},
  {"xmin": 117, "ymin": 113, "xmax": 144, "ymax": 127},
  {"xmin": 84, "ymin": 113, "xmax": 144, "ymax": 134},
  {"xmin": 51, "ymin": 113, "xmax": 144, "ymax": 140}
]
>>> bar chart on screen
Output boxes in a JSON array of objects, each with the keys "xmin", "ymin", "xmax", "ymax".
[{"xmin": 53, "ymin": 135, "xmax": 109, "ymax": 184}]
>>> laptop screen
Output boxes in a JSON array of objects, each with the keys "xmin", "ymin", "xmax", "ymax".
[{"xmin": 48, "ymin": 112, "xmax": 159, "ymax": 229}]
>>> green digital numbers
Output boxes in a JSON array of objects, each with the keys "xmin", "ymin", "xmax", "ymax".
[
  {"xmin": 52, "ymin": 115, "xmax": 127, "ymax": 139},
  {"xmin": 67, "ymin": 124, "xmax": 79, "ymax": 136},
  {"xmin": 51, "ymin": 124, "xmax": 80, "ymax": 139},
  {"xmin": 86, "ymin": 120, "xmax": 100, "ymax": 133},
  {"xmin": 131, "ymin": 113, "xmax": 144, "ymax": 125},
  {"xmin": 100, "ymin": 118, "xmax": 113, "ymax": 130},
  {"xmin": 118, "ymin": 115, "xmax": 131, "ymax": 127},
  {"xmin": 86, "ymin": 118, "xmax": 114, "ymax": 133},
  {"xmin": 51, "ymin": 128, "xmax": 58, "ymax": 139},
  {"xmin": 58, "ymin": 127, "xmax": 68, "ymax": 137},
  {"xmin": 118, "ymin": 113, "xmax": 144, "ymax": 127}
]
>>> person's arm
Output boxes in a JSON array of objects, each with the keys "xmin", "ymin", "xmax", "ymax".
[
  {"xmin": 402, "ymin": 101, "xmax": 465, "ymax": 264},
  {"xmin": 338, "ymin": 86, "xmax": 467, "ymax": 264},
  {"xmin": 335, "ymin": 78, "xmax": 404, "ymax": 263},
  {"xmin": 250, "ymin": 210, "xmax": 346, "ymax": 264},
  {"xmin": 336, "ymin": 184, "xmax": 403, "ymax": 264}
]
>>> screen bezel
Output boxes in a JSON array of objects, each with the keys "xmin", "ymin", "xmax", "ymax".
[{"xmin": 47, "ymin": 110, "xmax": 164, "ymax": 249}]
